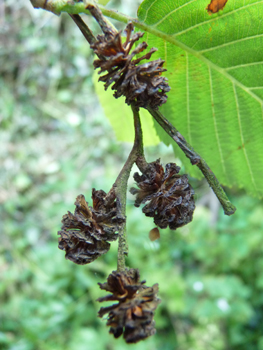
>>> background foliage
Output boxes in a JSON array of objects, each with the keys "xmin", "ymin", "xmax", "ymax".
[{"xmin": 1, "ymin": 1, "xmax": 263, "ymax": 349}]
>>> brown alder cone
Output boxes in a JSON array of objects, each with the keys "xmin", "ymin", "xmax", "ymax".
[
  {"xmin": 130, "ymin": 160, "xmax": 195, "ymax": 230},
  {"xmin": 91, "ymin": 22, "xmax": 170, "ymax": 109},
  {"xmin": 58, "ymin": 190, "xmax": 124, "ymax": 265},
  {"xmin": 97, "ymin": 269, "xmax": 160, "ymax": 343}
]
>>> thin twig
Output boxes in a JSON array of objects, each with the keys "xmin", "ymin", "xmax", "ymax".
[
  {"xmin": 70, "ymin": 6, "xmax": 148, "ymax": 266},
  {"xmin": 147, "ymin": 108, "xmax": 236, "ymax": 216},
  {"xmin": 69, "ymin": 14, "xmax": 96, "ymax": 45},
  {"xmin": 147, "ymin": 108, "xmax": 201, "ymax": 166},
  {"xmin": 113, "ymin": 104, "xmax": 145, "ymax": 272},
  {"xmin": 132, "ymin": 105, "xmax": 148, "ymax": 173},
  {"xmin": 85, "ymin": 4, "xmax": 116, "ymax": 36},
  {"xmin": 68, "ymin": 13, "xmax": 107, "ymax": 62}
]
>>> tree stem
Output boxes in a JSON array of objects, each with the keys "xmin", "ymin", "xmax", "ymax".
[
  {"xmin": 69, "ymin": 14, "xmax": 96, "ymax": 44},
  {"xmin": 113, "ymin": 104, "xmax": 145, "ymax": 272},
  {"xmin": 147, "ymin": 108, "xmax": 236, "ymax": 216}
]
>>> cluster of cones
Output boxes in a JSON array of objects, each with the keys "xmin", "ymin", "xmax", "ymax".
[
  {"xmin": 58, "ymin": 159, "xmax": 194, "ymax": 343},
  {"xmin": 58, "ymin": 5, "xmax": 195, "ymax": 344}
]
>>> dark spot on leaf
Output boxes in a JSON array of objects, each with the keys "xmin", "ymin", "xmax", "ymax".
[
  {"xmin": 237, "ymin": 143, "xmax": 245, "ymax": 150},
  {"xmin": 206, "ymin": 0, "xmax": 228, "ymax": 14}
]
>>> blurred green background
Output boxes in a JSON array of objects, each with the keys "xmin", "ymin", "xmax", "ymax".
[{"xmin": 1, "ymin": 1, "xmax": 263, "ymax": 349}]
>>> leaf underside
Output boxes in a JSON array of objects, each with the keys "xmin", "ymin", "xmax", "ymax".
[{"xmin": 136, "ymin": 0, "xmax": 263, "ymax": 197}]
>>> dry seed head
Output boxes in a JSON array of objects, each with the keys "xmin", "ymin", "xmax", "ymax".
[
  {"xmin": 58, "ymin": 190, "xmax": 124, "ymax": 265},
  {"xmin": 97, "ymin": 268, "xmax": 160, "ymax": 343},
  {"xmin": 130, "ymin": 160, "xmax": 195, "ymax": 229},
  {"xmin": 91, "ymin": 22, "xmax": 170, "ymax": 109}
]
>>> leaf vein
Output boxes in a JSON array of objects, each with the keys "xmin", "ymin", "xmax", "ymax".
[
  {"xmin": 186, "ymin": 52, "xmax": 192, "ymax": 144},
  {"xmin": 151, "ymin": 0, "xmax": 197, "ymax": 28},
  {"xmin": 233, "ymin": 84, "xmax": 258, "ymax": 193},
  {"xmin": 226, "ymin": 61, "xmax": 263, "ymax": 71},
  {"xmin": 200, "ymin": 34, "xmax": 263, "ymax": 54},
  {"xmin": 164, "ymin": 40, "xmax": 167, "ymax": 69},
  {"xmin": 209, "ymin": 67, "xmax": 227, "ymax": 178},
  {"xmin": 142, "ymin": 0, "xmax": 158, "ymax": 22}
]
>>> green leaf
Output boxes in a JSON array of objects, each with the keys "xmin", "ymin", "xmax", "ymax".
[
  {"xmin": 94, "ymin": 72, "xmax": 160, "ymax": 146},
  {"xmin": 137, "ymin": 0, "xmax": 263, "ymax": 196}
]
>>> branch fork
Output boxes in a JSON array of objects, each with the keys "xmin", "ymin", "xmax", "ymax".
[{"xmin": 32, "ymin": 1, "xmax": 236, "ymax": 274}]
